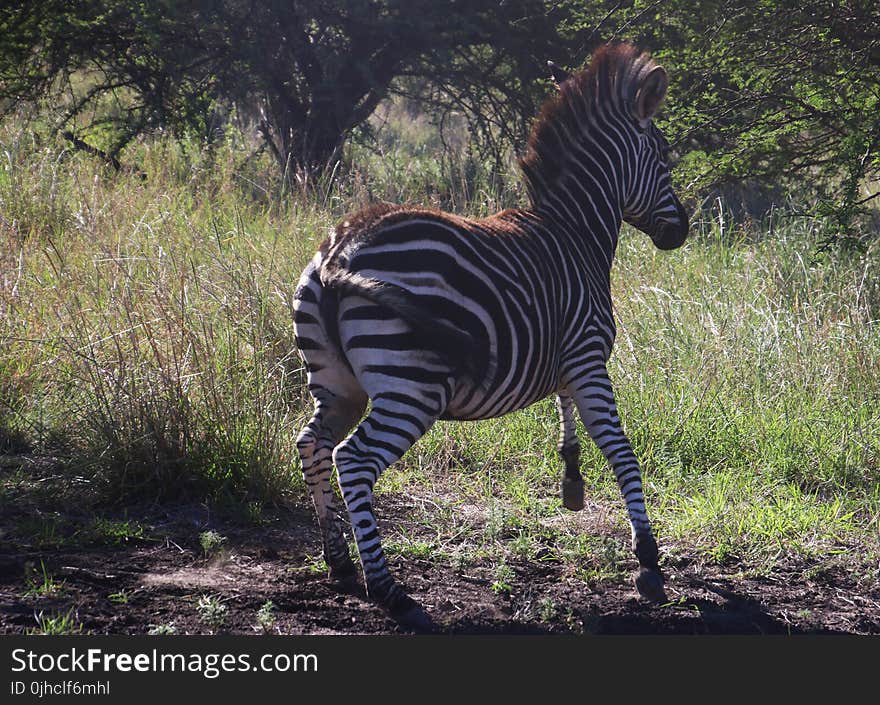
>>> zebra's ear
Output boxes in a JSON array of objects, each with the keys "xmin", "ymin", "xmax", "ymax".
[
  {"xmin": 634, "ymin": 65, "xmax": 668, "ymax": 126},
  {"xmin": 547, "ymin": 61, "xmax": 570, "ymax": 87}
]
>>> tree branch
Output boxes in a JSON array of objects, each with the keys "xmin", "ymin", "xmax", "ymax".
[{"xmin": 61, "ymin": 130, "xmax": 121, "ymax": 171}]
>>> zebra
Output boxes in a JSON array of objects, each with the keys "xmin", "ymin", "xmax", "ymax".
[{"xmin": 292, "ymin": 42, "xmax": 688, "ymax": 629}]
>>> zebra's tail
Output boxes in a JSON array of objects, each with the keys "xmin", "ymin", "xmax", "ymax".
[{"xmin": 319, "ymin": 265, "xmax": 495, "ymax": 386}]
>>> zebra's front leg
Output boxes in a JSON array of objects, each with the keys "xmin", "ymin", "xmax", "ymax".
[
  {"xmin": 557, "ymin": 392, "xmax": 584, "ymax": 511},
  {"xmin": 568, "ymin": 368, "xmax": 666, "ymax": 602},
  {"xmin": 332, "ymin": 393, "xmax": 441, "ymax": 630}
]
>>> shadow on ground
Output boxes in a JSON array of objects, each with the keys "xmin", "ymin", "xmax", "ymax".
[{"xmin": 1, "ymin": 460, "xmax": 877, "ymax": 635}]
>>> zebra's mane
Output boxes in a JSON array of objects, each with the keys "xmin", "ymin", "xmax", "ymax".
[{"xmin": 519, "ymin": 42, "xmax": 659, "ymax": 205}]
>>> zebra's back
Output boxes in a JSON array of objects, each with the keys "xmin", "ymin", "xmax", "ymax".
[{"xmin": 313, "ymin": 205, "xmax": 586, "ymax": 420}]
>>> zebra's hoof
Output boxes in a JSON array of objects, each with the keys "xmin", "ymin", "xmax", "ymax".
[
  {"xmin": 635, "ymin": 569, "xmax": 667, "ymax": 603},
  {"xmin": 328, "ymin": 561, "xmax": 359, "ymax": 592},
  {"xmin": 330, "ymin": 574, "xmax": 360, "ymax": 595},
  {"xmin": 561, "ymin": 476, "xmax": 585, "ymax": 511},
  {"xmin": 390, "ymin": 597, "xmax": 434, "ymax": 633},
  {"xmin": 328, "ymin": 557, "xmax": 357, "ymax": 579}
]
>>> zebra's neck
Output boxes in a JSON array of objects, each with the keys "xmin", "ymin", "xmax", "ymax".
[
  {"xmin": 531, "ymin": 172, "xmax": 626, "ymax": 277},
  {"xmin": 527, "ymin": 109, "xmax": 633, "ymax": 275}
]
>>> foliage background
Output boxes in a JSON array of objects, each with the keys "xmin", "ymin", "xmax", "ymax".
[{"xmin": 2, "ymin": 1, "xmax": 878, "ymax": 238}]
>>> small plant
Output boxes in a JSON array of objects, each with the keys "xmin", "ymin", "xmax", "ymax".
[
  {"xmin": 484, "ymin": 503, "xmax": 507, "ymax": 542},
  {"xmin": 23, "ymin": 560, "xmax": 64, "ymax": 597},
  {"xmin": 490, "ymin": 579, "xmax": 512, "ymax": 596},
  {"xmin": 245, "ymin": 501, "xmax": 264, "ymax": 525},
  {"xmin": 107, "ymin": 590, "xmax": 130, "ymax": 605},
  {"xmin": 147, "ymin": 623, "xmax": 178, "ymax": 635},
  {"xmin": 662, "ymin": 595, "xmax": 693, "ymax": 610},
  {"xmin": 300, "ymin": 553, "xmax": 329, "ymax": 576},
  {"xmin": 707, "ymin": 540, "xmax": 737, "ymax": 565},
  {"xmin": 451, "ymin": 548, "xmax": 474, "ymax": 574},
  {"xmin": 199, "ymin": 530, "xmax": 227, "ymax": 558},
  {"xmin": 564, "ymin": 535, "xmax": 630, "ymax": 586},
  {"xmin": 255, "ymin": 600, "xmax": 277, "ymax": 633},
  {"xmin": 28, "ymin": 609, "xmax": 83, "ymax": 635},
  {"xmin": 564, "ymin": 608, "xmax": 582, "ymax": 633},
  {"xmin": 510, "ymin": 531, "xmax": 534, "ymax": 560},
  {"xmin": 196, "ymin": 594, "xmax": 228, "ymax": 632},
  {"xmin": 538, "ymin": 596, "xmax": 558, "ymax": 622},
  {"xmin": 490, "ymin": 562, "xmax": 515, "ymax": 596},
  {"xmin": 385, "ymin": 538, "xmax": 435, "ymax": 560}
]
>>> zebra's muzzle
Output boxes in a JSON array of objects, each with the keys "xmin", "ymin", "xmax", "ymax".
[{"xmin": 650, "ymin": 198, "xmax": 689, "ymax": 250}]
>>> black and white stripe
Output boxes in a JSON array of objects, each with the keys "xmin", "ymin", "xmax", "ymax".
[{"xmin": 293, "ymin": 43, "xmax": 688, "ymax": 625}]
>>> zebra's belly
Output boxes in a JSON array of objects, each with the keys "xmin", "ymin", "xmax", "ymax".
[{"xmin": 440, "ymin": 376, "xmax": 559, "ymax": 421}]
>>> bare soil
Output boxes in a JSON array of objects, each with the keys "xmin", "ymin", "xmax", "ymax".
[{"xmin": 1, "ymin": 458, "xmax": 878, "ymax": 635}]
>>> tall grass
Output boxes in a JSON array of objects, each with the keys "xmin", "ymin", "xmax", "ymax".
[
  {"xmin": 610, "ymin": 213, "xmax": 880, "ymax": 567},
  {"xmin": 1, "ymin": 106, "xmax": 878, "ymax": 576},
  {"xmin": 0, "ymin": 119, "xmax": 324, "ymax": 501},
  {"xmin": 0, "ymin": 101, "xmax": 522, "ymax": 503}
]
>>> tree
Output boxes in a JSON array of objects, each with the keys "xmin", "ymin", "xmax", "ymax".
[
  {"xmin": 5, "ymin": 0, "xmax": 877, "ymax": 240},
  {"xmin": 0, "ymin": 0, "xmax": 570, "ymax": 181},
  {"xmin": 1, "ymin": 2, "xmax": 225, "ymax": 156}
]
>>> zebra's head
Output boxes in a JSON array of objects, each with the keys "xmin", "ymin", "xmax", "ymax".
[
  {"xmin": 620, "ymin": 62, "xmax": 689, "ymax": 251},
  {"xmin": 523, "ymin": 44, "xmax": 689, "ymax": 252}
]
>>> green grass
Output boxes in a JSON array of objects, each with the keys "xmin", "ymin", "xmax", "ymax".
[
  {"xmin": 297, "ymin": 553, "xmax": 330, "ymax": 577},
  {"xmin": 22, "ymin": 560, "xmax": 64, "ymax": 598},
  {"xmin": 606, "ymin": 217, "xmax": 880, "ymax": 572},
  {"xmin": 108, "ymin": 589, "xmax": 131, "ymax": 605},
  {"xmin": 28, "ymin": 609, "xmax": 83, "ymax": 635},
  {"xmin": 84, "ymin": 518, "xmax": 146, "ymax": 546},
  {"xmin": 1, "ymin": 107, "xmax": 879, "ymax": 587},
  {"xmin": 491, "ymin": 562, "xmax": 515, "ymax": 596},
  {"xmin": 0, "ymin": 116, "xmax": 318, "ymax": 503},
  {"xmin": 3, "ymin": 512, "xmax": 150, "ymax": 551}
]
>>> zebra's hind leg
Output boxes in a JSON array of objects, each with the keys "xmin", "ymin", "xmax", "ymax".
[
  {"xmin": 293, "ymin": 253, "xmax": 369, "ymax": 583},
  {"xmin": 557, "ymin": 392, "xmax": 584, "ymax": 511},
  {"xmin": 296, "ymin": 392, "xmax": 367, "ymax": 584},
  {"xmin": 332, "ymin": 389, "xmax": 445, "ymax": 630},
  {"xmin": 567, "ymin": 367, "xmax": 667, "ymax": 602}
]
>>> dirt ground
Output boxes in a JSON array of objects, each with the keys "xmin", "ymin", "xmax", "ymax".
[{"xmin": 2, "ymin": 461, "xmax": 878, "ymax": 636}]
